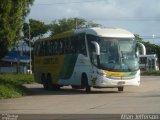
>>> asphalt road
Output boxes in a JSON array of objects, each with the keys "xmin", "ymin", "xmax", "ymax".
[{"xmin": 0, "ymin": 76, "xmax": 160, "ymax": 115}]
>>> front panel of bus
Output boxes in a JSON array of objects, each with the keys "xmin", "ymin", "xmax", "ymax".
[{"xmin": 86, "ymin": 35, "xmax": 140, "ymax": 87}]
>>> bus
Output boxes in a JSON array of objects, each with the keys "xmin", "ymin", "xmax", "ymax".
[
  {"xmin": 33, "ymin": 27, "xmax": 146, "ymax": 92},
  {"xmin": 139, "ymin": 54, "xmax": 159, "ymax": 71}
]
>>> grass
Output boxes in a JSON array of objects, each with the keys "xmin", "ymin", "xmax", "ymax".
[
  {"xmin": 141, "ymin": 70, "xmax": 160, "ymax": 76},
  {"xmin": 0, "ymin": 70, "xmax": 159, "ymax": 99},
  {"xmin": 0, "ymin": 74, "xmax": 34, "ymax": 99}
]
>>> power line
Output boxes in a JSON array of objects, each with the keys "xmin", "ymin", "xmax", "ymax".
[
  {"xmin": 87, "ymin": 17, "xmax": 160, "ymax": 21},
  {"xmin": 34, "ymin": 0, "xmax": 106, "ymax": 5},
  {"xmin": 30, "ymin": 17, "xmax": 160, "ymax": 22}
]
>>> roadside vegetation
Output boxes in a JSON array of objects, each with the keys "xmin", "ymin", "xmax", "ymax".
[
  {"xmin": 0, "ymin": 74, "xmax": 34, "ymax": 99},
  {"xmin": 141, "ymin": 70, "xmax": 160, "ymax": 76}
]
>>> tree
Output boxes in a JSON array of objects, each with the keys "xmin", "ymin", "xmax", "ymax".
[
  {"xmin": 23, "ymin": 19, "xmax": 49, "ymax": 43},
  {"xmin": 0, "ymin": 0, "xmax": 34, "ymax": 58},
  {"xmin": 135, "ymin": 34, "xmax": 143, "ymax": 41},
  {"xmin": 49, "ymin": 18, "xmax": 100, "ymax": 35}
]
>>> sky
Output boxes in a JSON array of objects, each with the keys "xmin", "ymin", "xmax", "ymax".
[{"xmin": 28, "ymin": 0, "xmax": 160, "ymax": 44}]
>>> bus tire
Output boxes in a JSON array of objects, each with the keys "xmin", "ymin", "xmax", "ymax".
[
  {"xmin": 118, "ymin": 87, "xmax": 124, "ymax": 92},
  {"xmin": 46, "ymin": 74, "xmax": 53, "ymax": 90},
  {"xmin": 52, "ymin": 84, "xmax": 60, "ymax": 90},
  {"xmin": 41, "ymin": 74, "xmax": 48, "ymax": 90},
  {"xmin": 81, "ymin": 73, "xmax": 91, "ymax": 92}
]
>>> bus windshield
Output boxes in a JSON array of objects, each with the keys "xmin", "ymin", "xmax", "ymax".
[{"xmin": 88, "ymin": 37, "xmax": 139, "ymax": 72}]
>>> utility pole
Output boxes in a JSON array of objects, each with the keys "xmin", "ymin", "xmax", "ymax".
[
  {"xmin": 28, "ymin": 24, "xmax": 32, "ymax": 74},
  {"xmin": 75, "ymin": 18, "xmax": 78, "ymax": 29}
]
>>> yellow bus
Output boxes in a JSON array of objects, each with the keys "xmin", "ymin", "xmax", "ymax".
[{"xmin": 33, "ymin": 27, "xmax": 146, "ymax": 92}]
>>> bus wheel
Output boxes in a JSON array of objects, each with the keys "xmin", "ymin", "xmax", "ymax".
[
  {"xmin": 52, "ymin": 84, "xmax": 60, "ymax": 90},
  {"xmin": 41, "ymin": 74, "xmax": 48, "ymax": 90},
  {"xmin": 118, "ymin": 87, "xmax": 124, "ymax": 92},
  {"xmin": 46, "ymin": 74, "xmax": 53, "ymax": 90},
  {"xmin": 81, "ymin": 74, "xmax": 91, "ymax": 92}
]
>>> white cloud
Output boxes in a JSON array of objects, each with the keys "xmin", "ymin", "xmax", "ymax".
[{"xmin": 28, "ymin": 0, "xmax": 160, "ymax": 43}]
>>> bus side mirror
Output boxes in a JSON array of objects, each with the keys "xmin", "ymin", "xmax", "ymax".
[
  {"xmin": 137, "ymin": 42, "xmax": 146, "ymax": 55},
  {"xmin": 91, "ymin": 41, "xmax": 100, "ymax": 55}
]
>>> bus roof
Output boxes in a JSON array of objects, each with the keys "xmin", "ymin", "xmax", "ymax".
[
  {"xmin": 35, "ymin": 27, "xmax": 135, "ymax": 43},
  {"xmin": 74, "ymin": 27, "xmax": 135, "ymax": 38}
]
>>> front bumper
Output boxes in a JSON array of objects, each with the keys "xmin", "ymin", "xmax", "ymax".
[{"xmin": 94, "ymin": 74, "xmax": 140, "ymax": 88}]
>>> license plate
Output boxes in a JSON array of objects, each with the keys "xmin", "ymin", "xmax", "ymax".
[{"xmin": 117, "ymin": 81, "xmax": 125, "ymax": 85}]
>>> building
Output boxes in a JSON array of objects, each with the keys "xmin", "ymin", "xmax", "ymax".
[{"xmin": 0, "ymin": 51, "xmax": 31, "ymax": 74}]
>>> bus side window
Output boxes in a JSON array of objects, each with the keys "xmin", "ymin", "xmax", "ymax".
[
  {"xmin": 43, "ymin": 42, "xmax": 46, "ymax": 56},
  {"xmin": 52, "ymin": 41, "xmax": 56, "ymax": 55},
  {"xmin": 48, "ymin": 41, "xmax": 52, "ymax": 56},
  {"xmin": 89, "ymin": 43, "xmax": 97, "ymax": 65},
  {"xmin": 59, "ymin": 40, "xmax": 65, "ymax": 54},
  {"xmin": 69, "ymin": 38, "xmax": 73, "ymax": 54},
  {"xmin": 65, "ymin": 38, "xmax": 72, "ymax": 54},
  {"xmin": 71, "ymin": 37, "xmax": 77, "ymax": 54},
  {"xmin": 45, "ymin": 41, "xmax": 48, "ymax": 56},
  {"xmin": 87, "ymin": 35, "xmax": 100, "ymax": 65},
  {"xmin": 64, "ymin": 39, "xmax": 68, "ymax": 54},
  {"xmin": 59, "ymin": 40, "xmax": 64, "ymax": 54},
  {"xmin": 39, "ymin": 42, "xmax": 44, "ymax": 56},
  {"xmin": 34, "ymin": 43, "xmax": 37, "ymax": 56},
  {"xmin": 62, "ymin": 40, "xmax": 65, "ymax": 54},
  {"xmin": 37, "ymin": 43, "xmax": 41, "ymax": 56},
  {"xmin": 77, "ymin": 34, "xmax": 87, "ymax": 55},
  {"xmin": 56, "ymin": 41, "xmax": 59, "ymax": 55},
  {"xmin": 54, "ymin": 41, "xmax": 58, "ymax": 55}
]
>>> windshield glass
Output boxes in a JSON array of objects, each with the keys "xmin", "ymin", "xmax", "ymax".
[{"xmin": 88, "ymin": 36, "xmax": 139, "ymax": 72}]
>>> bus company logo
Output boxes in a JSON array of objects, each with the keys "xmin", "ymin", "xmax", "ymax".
[{"xmin": 1, "ymin": 113, "xmax": 18, "ymax": 120}]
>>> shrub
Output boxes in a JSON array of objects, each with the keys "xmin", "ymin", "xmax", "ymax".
[
  {"xmin": 0, "ymin": 74, "xmax": 34, "ymax": 99},
  {"xmin": 141, "ymin": 70, "xmax": 160, "ymax": 76}
]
